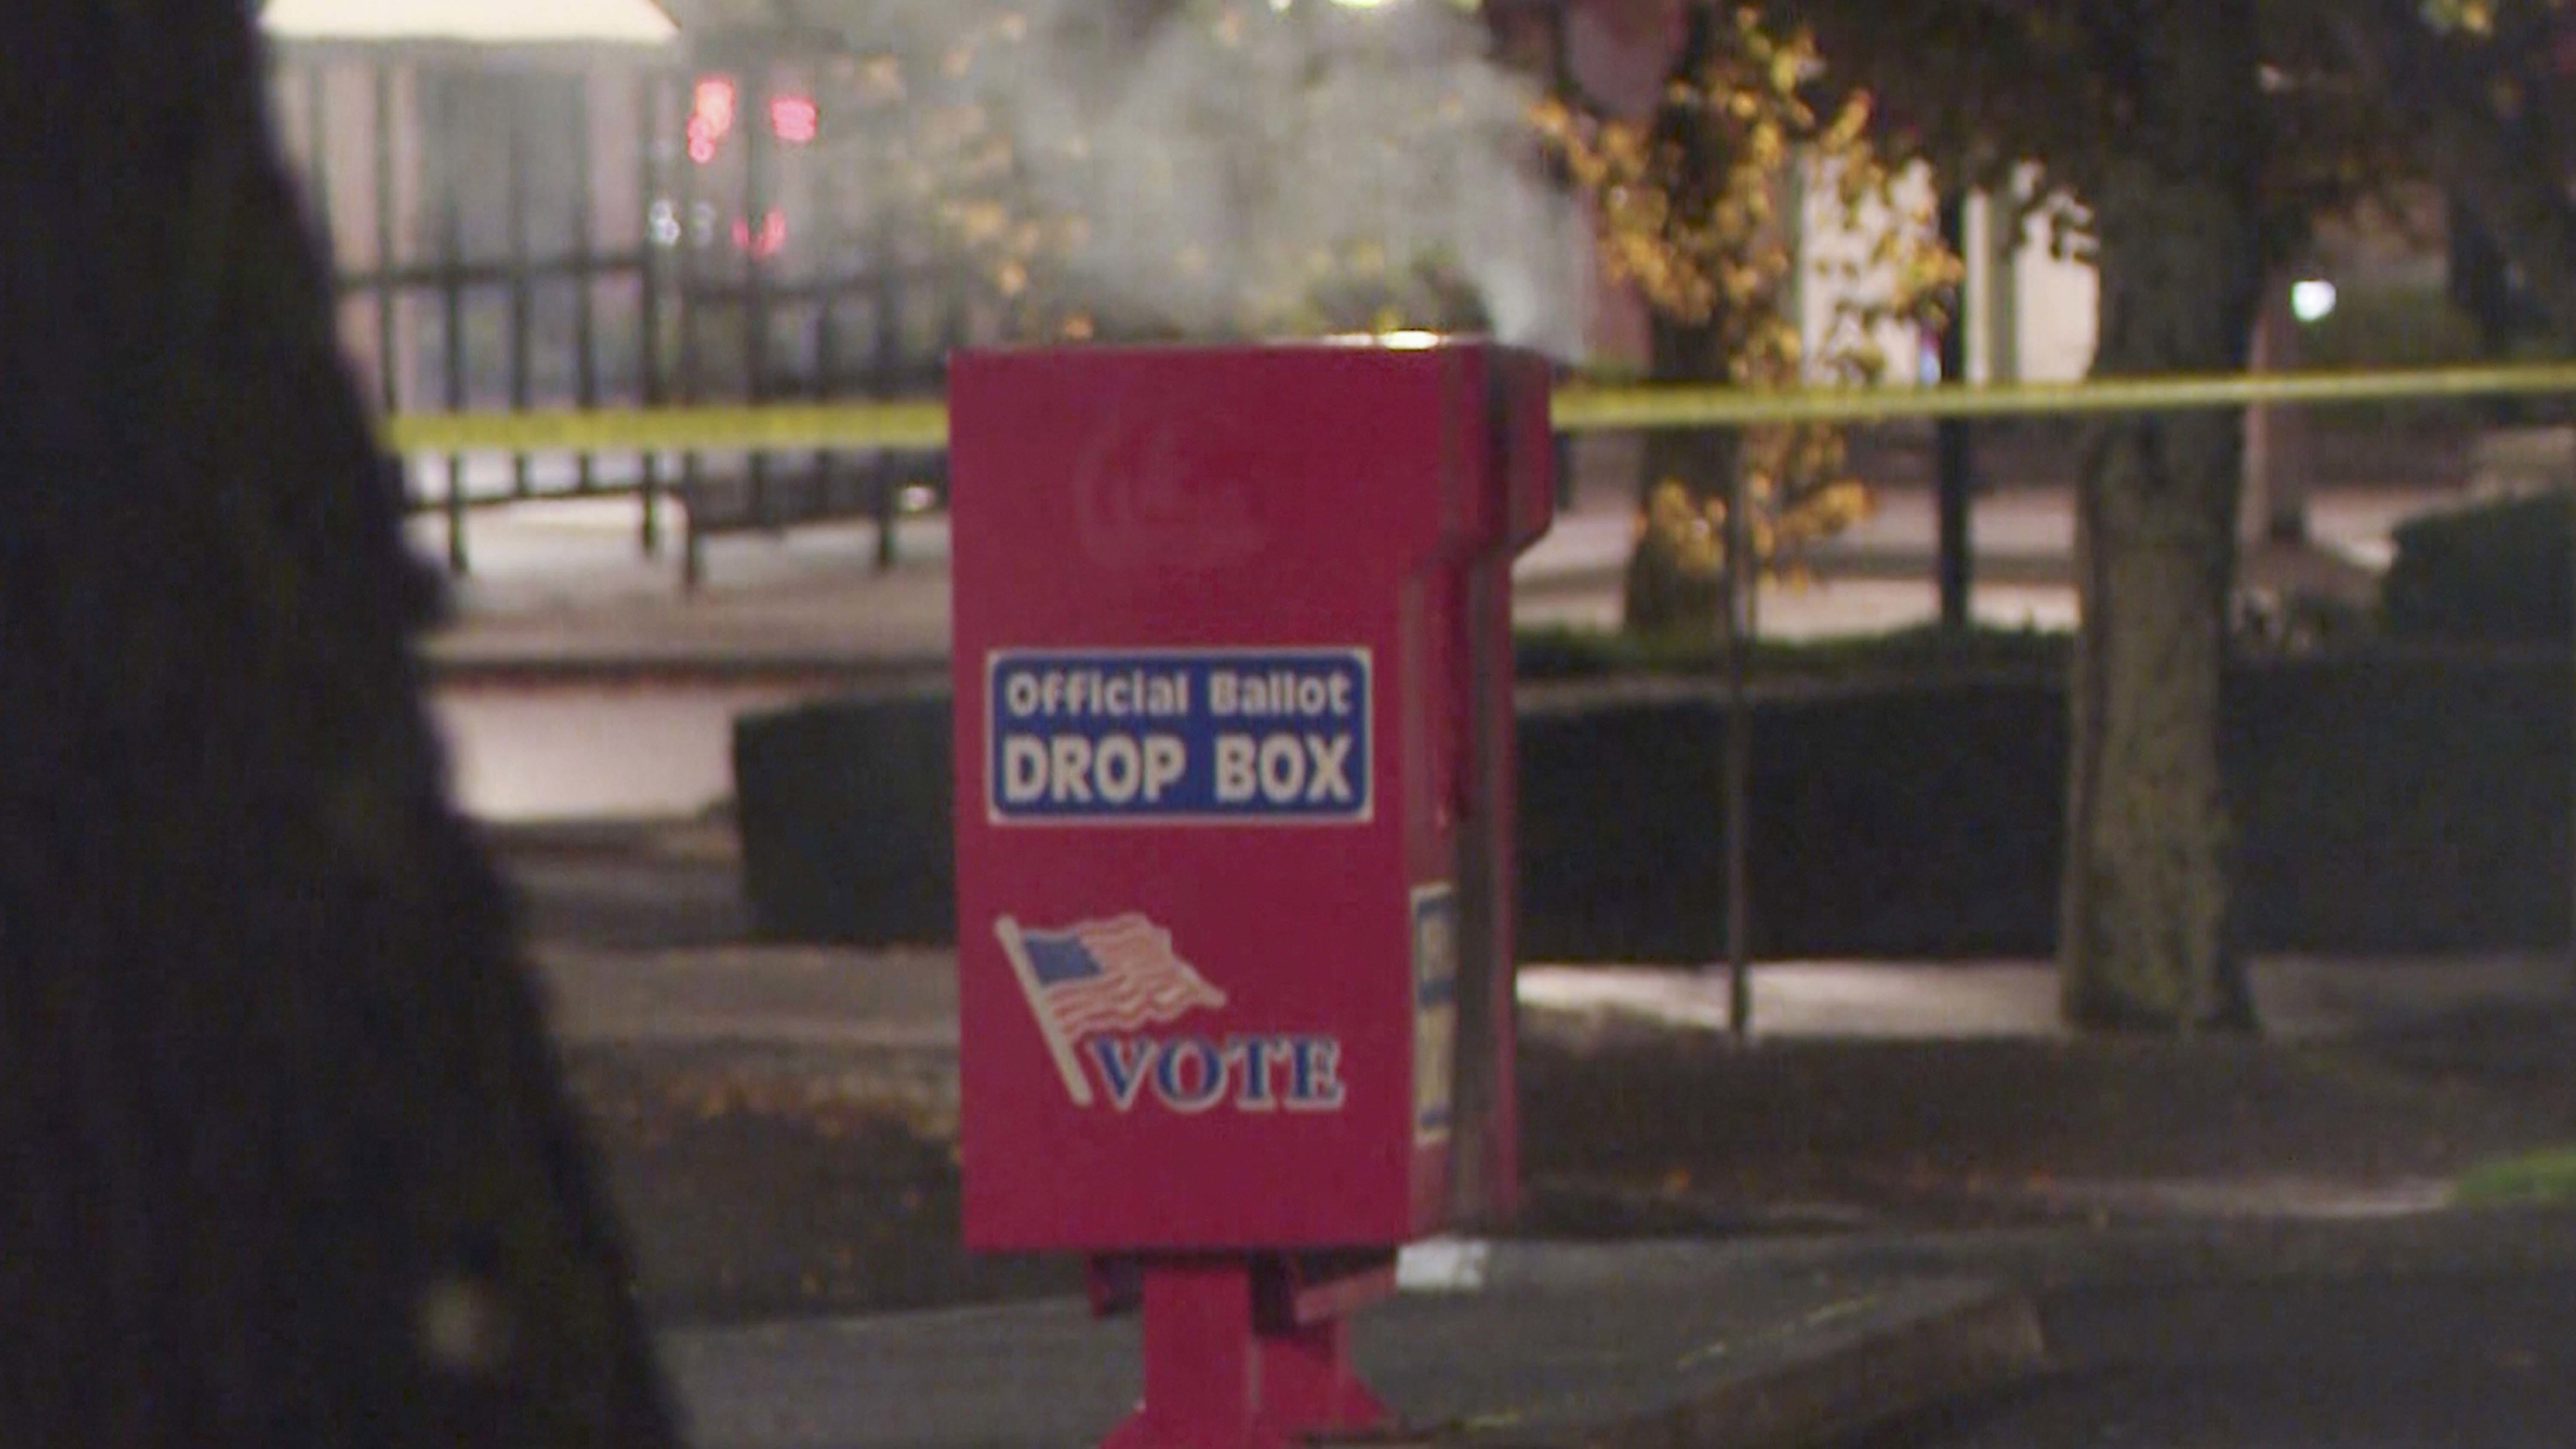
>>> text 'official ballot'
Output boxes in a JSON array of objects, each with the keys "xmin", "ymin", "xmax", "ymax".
[{"xmin": 987, "ymin": 648, "xmax": 1372, "ymax": 823}]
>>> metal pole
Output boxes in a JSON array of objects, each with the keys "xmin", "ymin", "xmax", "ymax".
[
  {"xmin": 571, "ymin": 70, "xmax": 599, "ymax": 494},
  {"xmin": 809, "ymin": 90, "xmax": 841, "ymax": 513},
  {"xmin": 637, "ymin": 70, "xmax": 666, "ymax": 557},
  {"xmin": 1989, "ymin": 184, "xmax": 2021, "ymax": 388},
  {"xmin": 302, "ymin": 61, "xmax": 334, "ymax": 252},
  {"xmin": 1936, "ymin": 190, "xmax": 1973, "ymax": 632},
  {"xmin": 505, "ymin": 83, "xmax": 535, "ymax": 499},
  {"xmin": 870, "ymin": 220, "xmax": 903, "ymax": 572},
  {"xmin": 814, "ymin": 293, "xmax": 843, "ymax": 504},
  {"xmin": 677, "ymin": 68, "xmax": 707, "ymax": 592},
  {"xmin": 371, "ymin": 62, "xmax": 400, "ymax": 420},
  {"xmin": 1724, "ymin": 449, "xmax": 1754, "ymax": 1039},
  {"xmin": 436, "ymin": 71, "xmax": 469, "ymax": 576},
  {"xmin": 743, "ymin": 59, "xmax": 775, "ymax": 531}
]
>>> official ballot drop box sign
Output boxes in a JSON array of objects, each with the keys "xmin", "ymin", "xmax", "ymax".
[{"xmin": 950, "ymin": 341, "xmax": 1554, "ymax": 1252}]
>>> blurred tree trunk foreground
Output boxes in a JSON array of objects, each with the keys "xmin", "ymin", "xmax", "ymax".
[
  {"xmin": 0, "ymin": 5, "xmax": 676, "ymax": 1444},
  {"xmin": 2059, "ymin": 0, "xmax": 2264, "ymax": 1030}
]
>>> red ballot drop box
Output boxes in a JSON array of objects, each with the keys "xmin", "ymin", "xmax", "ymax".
[{"xmin": 949, "ymin": 340, "xmax": 1554, "ymax": 1448}]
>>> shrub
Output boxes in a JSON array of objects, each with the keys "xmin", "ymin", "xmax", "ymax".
[
  {"xmin": 736, "ymin": 640, "xmax": 2576, "ymax": 958},
  {"xmin": 1510, "ymin": 621, "xmax": 2070, "ymax": 682},
  {"xmin": 2380, "ymin": 490, "xmax": 2573, "ymax": 644},
  {"xmin": 2297, "ymin": 285, "xmax": 2488, "ymax": 373},
  {"xmin": 2294, "ymin": 284, "xmax": 2491, "ymax": 433}
]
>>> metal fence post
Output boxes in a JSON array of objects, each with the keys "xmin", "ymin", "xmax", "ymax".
[
  {"xmin": 743, "ymin": 58, "xmax": 775, "ymax": 532},
  {"xmin": 505, "ymin": 82, "xmax": 535, "ymax": 499},
  {"xmin": 675, "ymin": 67, "xmax": 707, "ymax": 592},
  {"xmin": 371, "ymin": 62, "xmax": 399, "ymax": 423},
  {"xmin": 637, "ymin": 70, "xmax": 666, "ymax": 557},
  {"xmin": 1936, "ymin": 190, "xmax": 1974, "ymax": 631},
  {"xmin": 571, "ymin": 68, "xmax": 599, "ymax": 495},
  {"xmin": 1725, "ymin": 446, "xmax": 1754, "ymax": 1039},
  {"xmin": 435, "ymin": 69, "xmax": 469, "ymax": 576}
]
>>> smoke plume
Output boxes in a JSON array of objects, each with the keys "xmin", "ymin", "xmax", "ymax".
[{"xmin": 837, "ymin": 0, "xmax": 1592, "ymax": 359}]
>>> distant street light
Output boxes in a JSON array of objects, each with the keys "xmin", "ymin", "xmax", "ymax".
[{"xmin": 2290, "ymin": 278, "xmax": 2339, "ymax": 324}]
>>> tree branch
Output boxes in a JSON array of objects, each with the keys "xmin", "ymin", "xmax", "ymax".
[{"xmin": 2332, "ymin": 0, "xmax": 2576, "ymax": 343}]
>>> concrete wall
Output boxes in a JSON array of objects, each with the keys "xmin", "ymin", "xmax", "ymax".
[
  {"xmin": 261, "ymin": 0, "xmax": 675, "ymax": 45},
  {"xmin": 1993, "ymin": 174, "xmax": 2100, "ymax": 385},
  {"xmin": 1795, "ymin": 156, "xmax": 1940, "ymax": 386}
]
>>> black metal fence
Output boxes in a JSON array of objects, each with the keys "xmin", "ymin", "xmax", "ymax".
[{"xmin": 266, "ymin": 39, "xmax": 968, "ymax": 588}]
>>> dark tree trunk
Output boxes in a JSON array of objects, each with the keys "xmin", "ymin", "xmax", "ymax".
[
  {"xmin": 1934, "ymin": 189, "xmax": 1974, "ymax": 631},
  {"xmin": 2447, "ymin": 196, "xmax": 2519, "ymax": 356},
  {"xmin": 2060, "ymin": 0, "xmax": 2264, "ymax": 1032},
  {"xmin": 0, "ymin": 5, "xmax": 676, "ymax": 1443},
  {"xmin": 1619, "ymin": 2, "xmax": 1741, "ymax": 637},
  {"xmin": 2336, "ymin": 0, "xmax": 2576, "ymax": 347},
  {"xmin": 1623, "ymin": 311, "xmax": 1740, "ymax": 634}
]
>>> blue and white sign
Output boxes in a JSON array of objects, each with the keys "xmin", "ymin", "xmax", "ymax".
[{"xmin": 987, "ymin": 647, "xmax": 1372, "ymax": 824}]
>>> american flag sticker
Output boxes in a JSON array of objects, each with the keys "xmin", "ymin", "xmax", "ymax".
[{"xmin": 993, "ymin": 913, "xmax": 1229, "ymax": 1107}]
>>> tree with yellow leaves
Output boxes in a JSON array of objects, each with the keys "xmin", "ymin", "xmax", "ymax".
[
  {"xmin": 1776, "ymin": 0, "xmax": 2452, "ymax": 1032},
  {"xmin": 1533, "ymin": 6, "xmax": 1957, "ymax": 636}
]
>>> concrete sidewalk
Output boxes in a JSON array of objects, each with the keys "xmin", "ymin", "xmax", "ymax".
[
  {"xmin": 538, "ymin": 946, "xmax": 2576, "ymax": 1062},
  {"xmin": 536, "ymin": 941, "xmax": 2576, "ymax": 1206},
  {"xmin": 413, "ymin": 482, "xmax": 2435, "ymax": 676},
  {"xmin": 656, "ymin": 1250, "xmax": 2041, "ymax": 1449},
  {"xmin": 541, "ymin": 951, "xmax": 2080, "ymax": 1447},
  {"xmin": 553, "ymin": 944, "xmax": 2576, "ymax": 1447}
]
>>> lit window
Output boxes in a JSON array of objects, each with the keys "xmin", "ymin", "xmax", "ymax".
[
  {"xmin": 732, "ymin": 210, "xmax": 788, "ymax": 259},
  {"xmin": 692, "ymin": 76, "xmax": 736, "ymax": 137},
  {"xmin": 687, "ymin": 76, "xmax": 736, "ymax": 165},
  {"xmin": 771, "ymin": 94, "xmax": 820, "ymax": 145}
]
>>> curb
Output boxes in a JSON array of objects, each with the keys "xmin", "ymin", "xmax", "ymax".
[
  {"xmin": 1450, "ymin": 1280, "xmax": 2047, "ymax": 1449},
  {"xmin": 1578, "ymin": 1287, "xmax": 2045, "ymax": 1449},
  {"xmin": 656, "ymin": 1276, "xmax": 2048, "ymax": 1449}
]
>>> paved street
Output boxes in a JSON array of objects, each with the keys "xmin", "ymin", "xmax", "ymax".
[
  {"xmin": 1835, "ymin": 1270, "xmax": 2576, "ymax": 1448},
  {"xmin": 656, "ymin": 1258, "xmax": 2037, "ymax": 1449}
]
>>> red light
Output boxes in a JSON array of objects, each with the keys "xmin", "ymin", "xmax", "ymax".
[
  {"xmin": 685, "ymin": 116, "xmax": 718, "ymax": 164},
  {"xmin": 771, "ymin": 94, "xmax": 820, "ymax": 145},
  {"xmin": 691, "ymin": 76, "xmax": 737, "ymax": 140},
  {"xmin": 731, "ymin": 210, "xmax": 788, "ymax": 259}
]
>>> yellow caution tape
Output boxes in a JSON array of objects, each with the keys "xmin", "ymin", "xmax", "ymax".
[
  {"xmin": 383, "ymin": 399, "xmax": 950, "ymax": 455},
  {"xmin": 379, "ymin": 362, "xmax": 2576, "ymax": 454},
  {"xmin": 1549, "ymin": 362, "xmax": 2576, "ymax": 429}
]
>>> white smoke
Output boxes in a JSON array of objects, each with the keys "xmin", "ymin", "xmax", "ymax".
[{"xmin": 829, "ymin": 0, "xmax": 1591, "ymax": 359}]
